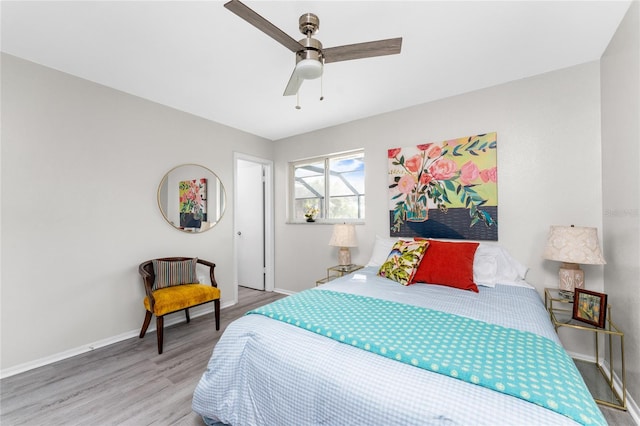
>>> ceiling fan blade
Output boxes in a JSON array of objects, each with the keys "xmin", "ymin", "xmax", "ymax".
[
  {"xmin": 283, "ymin": 67, "xmax": 304, "ymax": 96},
  {"xmin": 323, "ymin": 37, "xmax": 403, "ymax": 64},
  {"xmin": 224, "ymin": 0, "xmax": 303, "ymax": 53}
]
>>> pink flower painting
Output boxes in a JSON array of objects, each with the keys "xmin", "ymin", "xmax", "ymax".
[
  {"xmin": 388, "ymin": 133, "xmax": 498, "ymax": 240},
  {"xmin": 179, "ymin": 178, "xmax": 208, "ymax": 228}
]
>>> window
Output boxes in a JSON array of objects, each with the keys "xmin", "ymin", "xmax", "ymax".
[{"xmin": 290, "ymin": 150, "xmax": 365, "ymax": 222}]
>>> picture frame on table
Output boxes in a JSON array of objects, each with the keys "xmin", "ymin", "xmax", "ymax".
[{"xmin": 572, "ymin": 288, "xmax": 607, "ymax": 328}]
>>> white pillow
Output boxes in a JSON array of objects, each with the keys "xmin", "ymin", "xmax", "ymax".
[
  {"xmin": 473, "ymin": 253, "xmax": 498, "ymax": 287},
  {"xmin": 475, "ymin": 243, "xmax": 528, "ymax": 286},
  {"xmin": 366, "ymin": 236, "xmax": 400, "ymax": 267},
  {"xmin": 499, "ymin": 248, "xmax": 528, "ymax": 282}
]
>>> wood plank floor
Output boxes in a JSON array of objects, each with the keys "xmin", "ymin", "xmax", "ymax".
[
  {"xmin": 1, "ymin": 287, "xmax": 635, "ymax": 425},
  {"xmin": 0, "ymin": 287, "xmax": 285, "ymax": 426}
]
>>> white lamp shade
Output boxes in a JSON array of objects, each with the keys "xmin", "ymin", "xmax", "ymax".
[
  {"xmin": 296, "ymin": 58, "xmax": 323, "ymax": 80},
  {"xmin": 329, "ymin": 224, "xmax": 357, "ymax": 248},
  {"xmin": 542, "ymin": 225, "xmax": 606, "ymax": 265}
]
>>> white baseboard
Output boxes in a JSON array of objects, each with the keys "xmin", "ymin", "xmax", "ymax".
[
  {"xmin": 570, "ymin": 351, "xmax": 640, "ymax": 424},
  {"xmin": 627, "ymin": 396, "xmax": 640, "ymax": 425},
  {"xmin": 1, "ymin": 288, "xmax": 296, "ymax": 379},
  {"xmin": 273, "ymin": 287, "xmax": 295, "ymax": 296},
  {"xmin": 0, "ymin": 300, "xmax": 235, "ymax": 379}
]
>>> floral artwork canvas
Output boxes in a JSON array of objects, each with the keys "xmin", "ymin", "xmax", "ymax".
[
  {"xmin": 179, "ymin": 178, "xmax": 208, "ymax": 228},
  {"xmin": 388, "ymin": 132, "xmax": 498, "ymax": 241}
]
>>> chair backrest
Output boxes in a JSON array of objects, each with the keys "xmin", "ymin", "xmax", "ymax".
[
  {"xmin": 139, "ymin": 257, "xmax": 192, "ymax": 285},
  {"xmin": 138, "ymin": 257, "xmax": 218, "ymax": 294}
]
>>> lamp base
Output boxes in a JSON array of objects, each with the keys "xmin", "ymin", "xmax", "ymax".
[
  {"xmin": 558, "ymin": 262, "xmax": 584, "ymax": 294},
  {"xmin": 337, "ymin": 247, "xmax": 351, "ymax": 266}
]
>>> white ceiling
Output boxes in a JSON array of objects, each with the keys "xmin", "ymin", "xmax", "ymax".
[{"xmin": 1, "ymin": 1, "xmax": 631, "ymax": 140}]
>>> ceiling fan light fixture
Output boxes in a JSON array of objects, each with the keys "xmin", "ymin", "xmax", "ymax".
[
  {"xmin": 296, "ymin": 58, "xmax": 323, "ymax": 80},
  {"xmin": 224, "ymin": 1, "xmax": 403, "ymax": 96}
]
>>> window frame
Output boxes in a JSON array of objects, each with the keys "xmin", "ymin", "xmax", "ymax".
[{"xmin": 288, "ymin": 149, "xmax": 365, "ymax": 224}]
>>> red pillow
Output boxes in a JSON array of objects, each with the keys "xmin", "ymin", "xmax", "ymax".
[{"xmin": 411, "ymin": 240, "xmax": 479, "ymax": 292}]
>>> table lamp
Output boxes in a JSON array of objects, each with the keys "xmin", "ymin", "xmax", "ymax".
[
  {"xmin": 542, "ymin": 225, "xmax": 606, "ymax": 295},
  {"xmin": 329, "ymin": 224, "xmax": 357, "ymax": 266}
]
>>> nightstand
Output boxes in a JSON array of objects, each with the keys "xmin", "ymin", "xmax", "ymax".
[
  {"xmin": 544, "ymin": 288, "xmax": 627, "ymax": 410},
  {"xmin": 315, "ymin": 264, "xmax": 363, "ymax": 286}
]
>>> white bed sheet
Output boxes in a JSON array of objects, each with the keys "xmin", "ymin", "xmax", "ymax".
[{"xmin": 192, "ymin": 268, "xmax": 586, "ymax": 425}]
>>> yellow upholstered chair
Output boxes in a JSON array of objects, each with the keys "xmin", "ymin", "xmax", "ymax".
[{"xmin": 138, "ymin": 257, "xmax": 220, "ymax": 354}]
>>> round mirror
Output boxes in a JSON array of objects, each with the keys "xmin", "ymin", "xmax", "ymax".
[{"xmin": 157, "ymin": 164, "xmax": 226, "ymax": 233}]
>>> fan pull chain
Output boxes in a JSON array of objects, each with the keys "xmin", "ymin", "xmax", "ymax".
[
  {"xmin": 320, "ymin": 74, "xmax": 324, "ymax": 101},
  {"xmin": 296, "ymin": 91, "xmax": 301, "ymax": 110}
]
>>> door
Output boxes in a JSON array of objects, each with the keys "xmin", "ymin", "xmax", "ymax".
[{"xmin": 236, "ymin": 159, "xmax": 265, "ymax": 290}]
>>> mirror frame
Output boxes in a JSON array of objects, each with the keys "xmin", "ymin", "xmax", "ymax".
[{"xmin": 157, "ymin": 164, "xmax": 226, "ymax": 233}]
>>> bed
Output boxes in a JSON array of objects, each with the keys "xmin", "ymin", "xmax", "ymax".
[{"xmin": 192, "ymin": 238, "xmax": 605, "ymax": 426}]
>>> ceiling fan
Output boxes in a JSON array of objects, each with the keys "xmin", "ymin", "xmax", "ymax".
[{"xmin": 224, "ymin": 0, "xmax": 403, "ymax": 97}]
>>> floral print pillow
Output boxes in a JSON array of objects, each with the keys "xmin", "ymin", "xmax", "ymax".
[{"xmin": 378, "ymin": 240, "xmax": 430, "ymax": 285}]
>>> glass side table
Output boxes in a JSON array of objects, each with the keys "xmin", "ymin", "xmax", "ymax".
[
  {"xmin": 315, "ymin": 264, "xmax": 363, "ymax": 286},
  {"xmin": 544, "ymin": 288, "xmax": 627, "ymax": 410}
]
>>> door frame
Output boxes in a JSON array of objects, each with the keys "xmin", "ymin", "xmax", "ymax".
[{"xmin": 233, "ymin": 152, "xmax": 274, "ymax": 302}]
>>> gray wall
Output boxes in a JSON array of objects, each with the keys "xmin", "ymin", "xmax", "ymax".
[
  {"xmin": 1, "ymin": 53, "xmax": 273, "ymax": 371},
  {"xmin": 601, "ymin": 0, "xmax": 640, "ymax": 411}
]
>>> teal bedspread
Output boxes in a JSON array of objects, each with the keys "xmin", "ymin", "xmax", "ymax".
[{"xmin": 247, "ymin": 289, "xmax": 605, "ymax": 426}]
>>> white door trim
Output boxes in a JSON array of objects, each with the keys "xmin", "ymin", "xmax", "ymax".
[{"xmin": 233, "ymin": 152, "xmax": 275, "ymax": 301}]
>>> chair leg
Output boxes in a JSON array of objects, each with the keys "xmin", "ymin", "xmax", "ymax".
[
  {"xmin": 185, "ymin": 308, "xmax": 191, "ymax": 323},
  {"xmin": 156, "ymin": 316, "xmax": 164, "ymax": 354},
  {"xmin": 214, "ymin": 299, "xmax": 220, "ymax": 331},
  {"xmin": 139, "ymin": 311, "xmax": 152, "ymax": 338}
]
